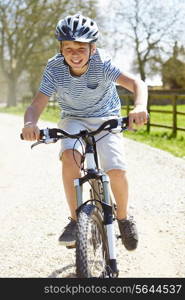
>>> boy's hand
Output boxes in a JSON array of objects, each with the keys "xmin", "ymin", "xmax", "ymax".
[
  {"xmin": 22, "ymin": 123, "xmax": 40, "ymax": 141},
  {"xmin": 128, "ymin": 105, "xmax": 148, "ymax": 130}
]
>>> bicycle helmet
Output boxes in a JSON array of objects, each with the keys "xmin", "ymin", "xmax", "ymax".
[{"xmin": 55, "ymin": 13, "xmax": 99, "ymax": 43}]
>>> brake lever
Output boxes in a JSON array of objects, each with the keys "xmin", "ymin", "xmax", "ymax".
[
  {"xmin": 31, "ymin": 140, "xmax": 45, "ymax": 149},
  {"xmin": 110, "ymin": 126, "xmax": 123, "ymax": 133},
  {"xmin": 31, "ymin": 138, "xmax": 58, "ymax": 149}
]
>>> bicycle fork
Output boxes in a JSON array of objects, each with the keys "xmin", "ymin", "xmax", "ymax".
[{"xmin": 101, "ymin": 175, "xmax": 119, "ymax": 277}]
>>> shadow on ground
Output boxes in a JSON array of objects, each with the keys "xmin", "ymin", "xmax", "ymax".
[{"xmin": 48, "ymin": 264, "xmax": 76, "ymax": 278}]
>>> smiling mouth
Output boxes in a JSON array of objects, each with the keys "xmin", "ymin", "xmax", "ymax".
[{"xmin": 71, "ymin": 59, "xmax": 83, "ymax": 65}]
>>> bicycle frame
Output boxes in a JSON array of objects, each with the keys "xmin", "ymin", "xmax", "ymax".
[{"xmin": 74, "ymin": 133, "xmax": 118, "ymax": 276}]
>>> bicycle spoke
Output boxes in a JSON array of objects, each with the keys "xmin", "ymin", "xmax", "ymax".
[{"xmin": 86, "ymin": 218, "xmax": 107, "ymax": 277}]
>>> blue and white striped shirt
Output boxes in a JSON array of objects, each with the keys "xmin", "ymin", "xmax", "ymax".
[{"xmin": 39, "ymin": 48, "xmax": 122, "ymax": 118}]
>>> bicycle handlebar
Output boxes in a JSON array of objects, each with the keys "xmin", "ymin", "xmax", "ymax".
[{"xmin": 20, "ymin": 116, "xmax": 129, "ymax": 148}]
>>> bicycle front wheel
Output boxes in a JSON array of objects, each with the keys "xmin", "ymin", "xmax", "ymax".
[{"xmin": 76, "ymin": 204, "xmax": 109, "ymax": 278}]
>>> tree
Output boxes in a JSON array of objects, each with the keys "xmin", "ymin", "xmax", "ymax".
[
  {"xmin": 162, "ymin": 42, "xmax": 185, "ymax": 89},
  {"xmin": 105, "ymin": 0, "xmax": 185, "ymax": 82},
  {"xmin": 0, "ymin": 0, "xmax": 64, "ymax": 106},
  {"xmin": 0, "ymin": 0, "xmax": 99, "ymax": 106}
]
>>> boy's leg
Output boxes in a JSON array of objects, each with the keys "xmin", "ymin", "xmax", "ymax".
[
  {"xmin": 61, "ymin": 149, "xmax": 82, "ymax": 221},
  {"xmin": 58, "ymin": 118, "xmax": 85, "ymax": 221},
  {"xmin": 58, "ymin": 149, "xmax": 81, "ymax": 246},
  {"xmin": 107, "ymin": 168, "xmax": 138, "ymax": 251},
  {"xmin": 57, "ymin": 118, "xmax": 85, "ymax": 246},
  {"xmin": 107, "ymin": 169, "xmax": 128, "ymax": 220}
]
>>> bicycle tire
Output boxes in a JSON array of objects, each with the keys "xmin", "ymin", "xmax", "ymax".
[{"xmin": 76, "ymin": 203, "xmax": 109, "ymax": 278}]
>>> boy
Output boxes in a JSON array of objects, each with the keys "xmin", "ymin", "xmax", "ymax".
[{"xmin": 22, "ymin": 13, "xmax": 148, "ymax": 251}]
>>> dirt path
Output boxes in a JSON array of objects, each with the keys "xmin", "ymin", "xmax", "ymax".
[{"xmin": 0, "ymin": 113, "xmax": 185, "ymax": 278}]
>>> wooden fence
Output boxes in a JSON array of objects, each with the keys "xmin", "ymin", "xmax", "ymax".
[
  {"xmin": 46, "ymin": 88, "xmax": 185, "ymax": 137},
  {"xmin": 118, "ymin": 89, "xmax": 185, "ymax": 137}
]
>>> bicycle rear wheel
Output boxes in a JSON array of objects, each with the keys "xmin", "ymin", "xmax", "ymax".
[{"xmin": 76, "ymin": 204, "xmax": 109, "ymax": 278}]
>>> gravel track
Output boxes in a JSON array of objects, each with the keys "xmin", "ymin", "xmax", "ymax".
[{"xmin": 0, "ymin": 113, "xmax": 185, "ymax": 278}]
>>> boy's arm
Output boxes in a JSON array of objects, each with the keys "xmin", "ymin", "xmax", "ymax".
[
  {"xmin": 22, "ymin": 91, "xmax": 49, "ymax": 141},
  {"xmin": 116, "ymin": 72, "xmax": 148, "ymax": 129}
]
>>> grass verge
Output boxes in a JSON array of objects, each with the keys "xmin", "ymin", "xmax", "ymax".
[{"xmin": 122, "ymin": 105, "xmax": 185, "ymax": 158}]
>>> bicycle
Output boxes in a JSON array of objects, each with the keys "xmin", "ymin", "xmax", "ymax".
[{"xmin": 21, "ymin": 116, "xmax": 129, "ymax": 278}]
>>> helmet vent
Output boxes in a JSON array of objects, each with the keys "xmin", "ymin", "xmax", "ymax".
[
  {"xmin": 73, "ymin": 20, "xmax": 78, "ymax": 32},
  {"xmin": 83, "ymin": 27, "xmax": 90, "ymax": 34},
  {"xmin": 62, "ymin": 26, "xmax": 67, "ymax": 34},
  {"xmin": 82, "ymin": 18, "xmax": 86, "ymax": 25},
  {"xmin": 92, "ymin": 30, "xmax": 98, "ymax": 36},
  {"xmin": 67, "ymin": 17, "xmax": 71, "ymax": 25}
]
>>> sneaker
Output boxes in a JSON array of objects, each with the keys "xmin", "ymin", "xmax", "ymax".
[
  {"xmin": 58, "ymin": 217, "xmax": 77, "ymax": 247},
  {"xmin": 117, "ymin": 216, "xmax": 138, "ymax": 250}
]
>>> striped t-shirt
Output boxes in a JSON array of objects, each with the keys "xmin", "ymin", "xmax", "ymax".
[{"xmin": 39, "ymin": 48, "xmax": 122, "ymax": 118}]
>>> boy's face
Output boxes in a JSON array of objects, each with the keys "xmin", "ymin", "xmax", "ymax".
[{"xmin": 60, "ymin": 41, "xmax": 96, "ymax": 74}]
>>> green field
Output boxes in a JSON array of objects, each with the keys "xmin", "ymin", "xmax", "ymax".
[
  {"xmin": 121, "ymin": 105, "xmax": 185, "ymax": 158},
  {"xmin": 1, "ymin": 104, "xmax": 185, "ymax": 159}
]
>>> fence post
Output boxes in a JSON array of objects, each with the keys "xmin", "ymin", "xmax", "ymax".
[
  {"xmin": 172, "ymin": 95, "xmax": 177, "ymax": 137},
  {"xmin": 147, "ymin": 94, "xmax": 150, "ymax": 133},
  {"xmin": 125, "ymin": 96, "xmax": 130, "ymax": 115}
]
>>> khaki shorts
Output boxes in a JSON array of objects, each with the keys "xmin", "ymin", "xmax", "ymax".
[{"xmin": 58, "ymin": 116, "xmax": 127, "ymax": 172}]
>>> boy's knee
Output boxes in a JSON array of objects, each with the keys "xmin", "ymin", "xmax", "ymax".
[
  {"xmin": 62, "ymin": 149, "xmax": 81, "ymax": 166},
  {"xmin": 107, "ymin": 169, "xmax": 127, "ymax": 176}
]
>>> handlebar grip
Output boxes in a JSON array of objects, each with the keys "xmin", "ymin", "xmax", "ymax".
[{"xmin": 122, "ymin": 116, "xmax": 129, "ymax": 126}]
